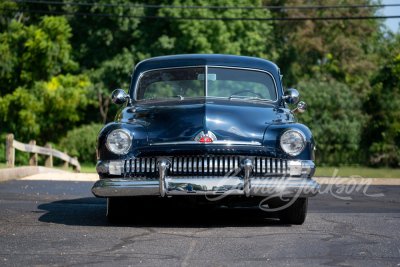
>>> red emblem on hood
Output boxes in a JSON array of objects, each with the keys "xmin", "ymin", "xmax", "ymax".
[
  {"xmin": 199, "ymin": 136, "xmax": 213, "ymax": 143},
  {"xmin": 194, "ymin": 131, "xmax": 217, "ymax": 143}
]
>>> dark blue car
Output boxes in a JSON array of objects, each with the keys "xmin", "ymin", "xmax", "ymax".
[{"xmin": 92, "ymin": 54, "xmax": 319, "ymax": 224}]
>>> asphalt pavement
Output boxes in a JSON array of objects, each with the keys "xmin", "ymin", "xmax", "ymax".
[{"xmin": 0, "ymin": 177, "xmax": 399, "ymax": 266}]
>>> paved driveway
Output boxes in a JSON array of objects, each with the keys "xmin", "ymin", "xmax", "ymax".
[{"xmin": 0, "ymin": 175, "xmax": 399, "ymax": 266}]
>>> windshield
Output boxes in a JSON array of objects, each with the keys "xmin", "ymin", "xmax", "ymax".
[{"xmin": 136, "ymin": 66, "xmax": 277, "ymax": 101}]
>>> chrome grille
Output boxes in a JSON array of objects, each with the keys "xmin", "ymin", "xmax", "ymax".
[{"xmin": 122, "ymin": 156, "xmax": 288, "ymax": 177}]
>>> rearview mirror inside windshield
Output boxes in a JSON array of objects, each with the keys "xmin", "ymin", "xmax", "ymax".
[{"xmin": 198, "ymin": 74, "xmax": 217, "ymax": 81}]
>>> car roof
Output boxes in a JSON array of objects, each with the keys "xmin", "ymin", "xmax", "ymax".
[{"xmin": 133, "ymin": 54, "xmax": 280, "ymax": 75}]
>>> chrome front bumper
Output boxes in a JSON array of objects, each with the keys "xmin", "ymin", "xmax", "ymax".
[
  {"xmin": 91, "ymin": 177, "xmax": 319, "ymax": 198},
  {"xmin": 92, "ymin": 158, "xmax": 318, "ymax": 198}
]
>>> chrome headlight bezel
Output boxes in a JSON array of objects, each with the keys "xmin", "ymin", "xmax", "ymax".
[
  {"xmin": 106, "ymin": 129, "xmax": 132, "ymax": 155},
  {"xmin": 280, "ymin": 129, "xmax": 307, "ymax": 156}
]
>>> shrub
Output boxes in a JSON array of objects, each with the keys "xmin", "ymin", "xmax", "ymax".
[
  {"xmin": 295, "ymin": 75, "xmax": 366, "ymax": 166},
  {"xmin": 59, "ymin": 123, "xmax": 103, "ymax": 165}
]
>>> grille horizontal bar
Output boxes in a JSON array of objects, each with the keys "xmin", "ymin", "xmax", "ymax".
[{"xmin": 122, "ymin": 156, "xmax": 288, "ymax": 178}]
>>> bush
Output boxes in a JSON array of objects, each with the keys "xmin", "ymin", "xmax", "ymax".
[
  {"xmin": 59, "ymin": 123, "xmax": 103, "ymax": 165},
  {"xmin": 295, "ymin": 75, "xmax": 366, "ymax": 166}
]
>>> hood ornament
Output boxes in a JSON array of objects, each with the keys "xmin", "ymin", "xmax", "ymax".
[{"xmin": 194, "ymin": 131, "xmax": 217, "ymax": 143}]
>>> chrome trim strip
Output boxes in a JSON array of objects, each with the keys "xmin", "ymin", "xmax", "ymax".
[
  {"xmin": 277, "ymin": 159, "xmax": 281, "ymax": 174},
  {"xmin": 173, "ymin": 158, "xmax": 177, "ymax": 173},
  {"xmin": 241, "ymin": 158, "xmax": 254, "ymax": 197},
  {"xmin": 141, "ymin": 159, "xmax": 145, "ymax": 174},
  {"xmin": 193, "ymin": 158, "xmax": 197, "ymax": 173},
  {"xmin": 198, "ymin": 158, "xmax": 203, "ymax": 173},
  {"xmin": 136, "ymin": 159, "xmax": 140, "ymax": 174},
  {"xmin": 183, "ymin": 157, "xmax": 187, "ymax": 173},
  {"xmin": 262, "ymin": 158, "xmax": 266, "ymax": 174},
  {"xmin": 133, "ymin": 65, "xmax": 279, "ymax": 103},
  {"xmin": 157, "ymin": 158, "xmax": 170, "ymax": 197},
  {"xmin": 150, "ymin": 141, "xmax": 262, "ymax": 146},
  {"xmin": 188, "ymin": 157, "xmax": 193, "ymax": 173},
  {"xmin": 207, "ymin": 66, "xmax": 279, "ymax": 103},
  {"xmin": 96, "ymin": 159, "xmax": 314, "ymax": 178},
  {"xmin": 178, "ymin": 157, "xmax": 182, "ymax": 173},
  {"xmin": 205, "ymin": 65, "xmax": 208, "ymax": 96}
]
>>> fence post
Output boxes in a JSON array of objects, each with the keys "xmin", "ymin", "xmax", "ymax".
[
  {"xmin": 62, "ymin": 151, "xmax": 69, "ymax": 170},
  {"xmin": 44, "ymin": 144, "xmax": 53, "ymax": 167},
  {"xmin": 29, "ymin": 140, "xmax": 38, "ymax": 166},
  {"xmin": 72, "ymin": 156, "xmax": 81, "ymax": 173},
  {"xmin": 6, "ymin": 134, "xmax": 15, "ymax": 168}
]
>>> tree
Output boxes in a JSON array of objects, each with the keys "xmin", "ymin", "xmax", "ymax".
[
  {"xmin": 0, "ymin": 74, "xmax": 94, "ymax": 143},
  {"xmin": 363, "ymin": 31, "xmax": 400, "ymax": 166},
  {"xmin": 0, "ymin": 15, "xmax": 95, "ymax": 144},
  {"xmin": 38, "ymin": 0, "xmax": 275, "ymax": 123},
  {"xmin": 139, "ymin": 0, "xmax": 273, "ymax": 58},
  {"xmin": 0, "ymin": 16, "xmax": 78, "ymax": 95},
  {"xmin": 295, "ymin": 74, "xmax": 366, "ymax": 166},
  {"xmin": 266, "ymin": 0, "xmax": 381, "ymax": 89}
]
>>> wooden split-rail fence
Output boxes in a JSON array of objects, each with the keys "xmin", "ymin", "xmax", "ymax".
[{"xmin": 5, "ymin": 134, "xmax": 81, "ymax": 173}]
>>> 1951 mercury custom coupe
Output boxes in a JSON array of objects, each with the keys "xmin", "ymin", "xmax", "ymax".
[{"xmin": 91, "ymin": 54, "xmax": 319, "ymax": 224}]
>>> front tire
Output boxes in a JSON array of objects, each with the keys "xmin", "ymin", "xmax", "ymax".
[
  {"xmin": 278, "ymin": 197, "xmax": 308, "ymax": 225},
  {"xmin": 107, "ymin": 198, "xmax": 127, "ymax": 223}
]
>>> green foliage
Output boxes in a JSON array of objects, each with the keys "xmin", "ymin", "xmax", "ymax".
[
  {"xmin": 363, "ymin": 32, "xmax": 400, "ymax": 166},
  {"xmin": 0, "ymin": 14, "xmax": 96, "ymax": 145},
  {"xmin": 296, "ymin": 75, "xmax": 366, "ymax": 165},
  {"xmin": 59, "ymin": 123, "xmax": 104, "ymax": 164},
  {"xmin": 0, "ymin": 0, "xmax": 399, "ymax": 169},
  {"xmin": 270, "ymin": 0, "xmax": 380, "ymax": 88},
  {"xmin": 0, "ymin": 133, "xmax": 6, "ymax": 164},
  {"xmin": 0, "ymin": 16, "xmax": 78, "ymax": 95},
  {"xmin": 147, "ymin": 0, "xmax": 273, "ymax": 58},
  {"xmin": 0, "ymin": 74, "xmax": 94, "ymax": 144}
]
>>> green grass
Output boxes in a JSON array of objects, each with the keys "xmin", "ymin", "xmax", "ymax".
[
  {"xmin": 79, "ymin": 165, "xmax": 96, "ymax": 173},
  {"xmin": 0, "ymin": 162, "xmax": 97, "ymax": 173},
  {"xmin": 53, "ymin": 164, "xmax": 96, "ymax": 173},
  {"xmin": 315, "ymin": 166, "xmax": 400, "ymax": 178}
]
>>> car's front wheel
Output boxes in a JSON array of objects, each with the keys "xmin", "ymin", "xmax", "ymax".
[
  {"xmin": 277, "ymin": 197, "xmax": 308, "ymax": 225},
  {"xmin": 106, "ymin": 198, "xmax": 128, "ymax": 223}
]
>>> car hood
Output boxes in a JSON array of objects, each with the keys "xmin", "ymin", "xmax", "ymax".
[{"xmin": 118, "ymin": 98, "xmax": 293, "ymax": 145}]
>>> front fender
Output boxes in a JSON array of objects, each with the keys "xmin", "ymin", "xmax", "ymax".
[
  {"xmin": 263, "ymin": 123, "xmax": 315, "ymax": 161},
  {"xmin": 97, "ymin": 122, "xmax": 149, "ymax": 160}
]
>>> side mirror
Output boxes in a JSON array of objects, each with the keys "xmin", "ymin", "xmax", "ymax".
[
  {"xmin": 297, "ymin": 101, "xmax": 307, "ymax": 113},
  {"xmin": 282, "ymin": 88, "xmax": 300, "ymax": 105},
  {"xmin": 111, "ymin": 89, "xmax": 130, "ymax": 105},
  {"xmin": 290, "ymin": 101, "xmax": 307, "ymax": 114}
]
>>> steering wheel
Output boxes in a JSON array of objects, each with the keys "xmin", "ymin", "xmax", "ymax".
[{"xmin": 229, "ymin": 90, "xmax": 264, "ymax": 99}]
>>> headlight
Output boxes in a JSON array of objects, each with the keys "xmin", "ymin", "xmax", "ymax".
[
  {"xmin": 106, "ymin": 129, "xmax": 132, "ymax": 155},
  {"xmin": 280, "ymin": 130, "xmax": 306, "ymax": 156}
]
